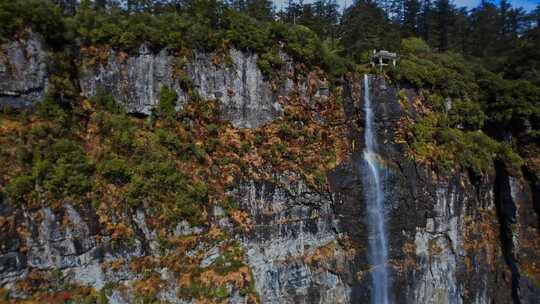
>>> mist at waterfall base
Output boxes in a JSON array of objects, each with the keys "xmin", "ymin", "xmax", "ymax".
[{"xmin": 360, "ymin": 74, "xmax": 392, "ymax": 304}]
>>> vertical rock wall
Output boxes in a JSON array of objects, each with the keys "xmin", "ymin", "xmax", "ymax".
[
  {"xmin": 79, "ymin": 47, "xmax": 289, "ymax": 128},
  {"xmin": 232, "ymin": 175, "xmax": 352, "ymax": 303},
  {"xmin": 342, "ymin": 75, "xmax": 539, "ymax": 304},
  {"xmin": 0, "ymin": 33, "xmax": 47, "ymax": 108}
]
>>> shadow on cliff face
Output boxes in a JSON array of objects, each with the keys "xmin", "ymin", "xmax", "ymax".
[
  {"xmin": 327, "ymin": 76, "xmax": 370, "ymax": 302},
  {"xmin": 494, "ymin": 160, "xmax": 521, "ymax": 303},
  {"xmin": 495, "ymin": 161, "xmax": 540, "ymax": 304},
  {"xmin": 522, "ymin": 166, "xmax": 540, "ymax": 228},
  {"xmin": 327, "ymin": 75, "xmax": 408, "ymax": 303}
]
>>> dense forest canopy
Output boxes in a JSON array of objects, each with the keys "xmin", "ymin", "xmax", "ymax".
[{"xmin": 1, "ymin": 0, "xmax": 539, "ymax": 83}]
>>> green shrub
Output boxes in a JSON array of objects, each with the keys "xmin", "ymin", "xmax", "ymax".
[
  {"xmin": 408, "ymin": 111, "xmax": 522, "ymax": 174},
  {"xmin": 212, "ymin": 244, "xmax": 245, "ymax": 274},
  {"xmin": 239, "ymin": 141, "xmax": 251, "ymax": 155},
  {"xmin": 158, "ymin": 86, "xmax": 178, "ymax": 120},
  {"xmin": 46, "ymin": 52, "xmax": 79, "ymax": 100},
  {"xmin": 448, "ymin": 100, "xmax": 486, "ymax": 130},
  {"xmin": 258, "ymin": 49, "xmax": 284, "ymax": 78},
  {"xmin": 5, "ymin": 175, "xmax": 34, "ymax": 203},
  {"xmin": 123, "ymin": 153, "xmax": 208, "ymax": 225},
  {"xmin": 188, "ymin": 144, "xmax": 207, "ymax": 163},
  {"xmin": 205, "ymin": 123, "xmax": 219, "ymax": 135},
  {"xmin": 177, "ymin": 72, "xmax": 194, "ymax": 91},
  {"xmin": 217, "ymin": 157, "xmax": 231, "ymax": 166},
  {"xmin": 92, "ymin": 88, "xmax": 123, "ymax": 114},
  {"xmin": 392, "ymin": 41, "xmax": 479, "ymax": 98},
  {"xmin": 425, "ymin": 94, "xmax": 446, "ymax": 112},
  {"xmin": 33, "ymin": 139, "xmax": 94, "ymax": 199},
  {"xmin": 496, "ymin": 143, "xmax": 523, "ymax": 170},
  {"xmin": 268, "ymin": 142, "xmax": 287, "ymax": 165},
  {"xmin": 284, "ymin": 25, "xmax": 321, "ymax": 64},
  {"xmin": 97, "ymin": 112, "xmax": 136, "ymax": 153},
  {"xmin": 205, "ymin": 137, "xmax": 220, "ymax": 153},
  {"xmin": 222, "ymin": 9, "xmax": 267, "ymax": 52},
  {"xmin": 278, "ymin": 122, "xmax": 296, "ymax": 139},
  {"xmin": 221, "ymin": 197, "xmax": 239, "ymax": 215},
  {"xmin": 166, "ymin": 180, "xmax": 207, "ymax": 225},
  {"xmin": 253, "ymin": 132, "xmax": 265, "ymax": 146},
  {"xmin": 320, "ymin": 41, "xmax": 352, "ymax": 77},
  {"xmin": 98, "ymin": 156, "xmax": 131, "ymax": 185},
  {"xmin": 156, "ymin": 128, "xmax": 182, "ymax": 152},
  {"xmin": 35, "ymin": 97, "xmax": 70, "ymax": 127},
  {"xmin": 172, "ymin": 192, "xmax": 203, "ymax": 225},
  {"xmin": 401, "ymin": 37, "xmax": 430, "ymax": 55},
  {"xmin": 125, "ymin": 175, "xmax": 145, "ymax": 208}
]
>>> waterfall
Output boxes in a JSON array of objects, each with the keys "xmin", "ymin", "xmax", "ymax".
[{"xmin": 362, "ymin": 74, "xmax": 391, "ymax": 304}]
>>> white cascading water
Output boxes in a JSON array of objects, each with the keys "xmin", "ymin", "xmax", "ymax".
[{"xmin": 362, "ymin": 74, "xmax": 391, "ymax": 304}]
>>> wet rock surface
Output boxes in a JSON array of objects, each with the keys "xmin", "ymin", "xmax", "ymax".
[{"xmin": 340, "ymin": 76, "xmax": 539, "ymax": 304}]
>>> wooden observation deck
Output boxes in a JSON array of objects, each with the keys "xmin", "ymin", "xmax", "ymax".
[{"xmin": 370, "ymin": 50, "xmax": 398, "ymax": 68}]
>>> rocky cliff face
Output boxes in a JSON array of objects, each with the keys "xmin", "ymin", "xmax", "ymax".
[
  {"xmin": 0, "ymin": 37, "xmax": 538, "ymax": 304},
  {"xmin": 0, "ymin": 33, "xmax": 47, "ymax": 108},
  {"xmin": 343, "ymin": 76, "xmax": 540, "ymax": 304},
  {"xmin": 78, "ymin": 46, "xmax": 299, "ymax": 128},
  {"xmin": 233, "ymin": 175, "xmax": 352, "ymax": 304}
]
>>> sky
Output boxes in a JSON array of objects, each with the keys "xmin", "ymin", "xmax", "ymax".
[
  {"xmin": 273, "ymin": 0, "xmax": 540, "ymax": 12},
  {"xmin": 454, "ymin": 0, "xmax": 539, "ymax": 11}
]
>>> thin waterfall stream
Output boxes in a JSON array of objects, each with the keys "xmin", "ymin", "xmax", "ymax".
[{"xmin": 362, "ymin": 74, "xmax": 391, "ymax": 304}]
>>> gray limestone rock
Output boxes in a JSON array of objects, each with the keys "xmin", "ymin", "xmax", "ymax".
[
  {"xmin": 79, "ymin": 47, "xmax": 286, "ymax": 128},
  {"xmin": 232, "ymin": 175, "xmax": 352, "ymax": 304},
  {"xmin": 0, "ymin": 33, "xmax": 47, "ymax": 108}
]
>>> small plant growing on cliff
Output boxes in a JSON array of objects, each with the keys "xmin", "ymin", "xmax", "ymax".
[
  {"xmin": 448, "ymin": 99, "xmax": 486, "ymax": 130},
  {"xmin": 36, "ymin": 139, "xmax": 95, "ymax": 200},
  {"xmin": 156, "ymin": 128, "xmax": 182, "ymax": 152},
  {"xmin": 157, "ymin": 86, "xmax": 178, "ymax": 123},
  {"xmin": 92, "ymin": 87, "xmax": 123, "ymax": 114},
  {"xmin": 5, "ymin": 175, "xmax": 34, "ymax": 204},
  {"xmin": 258, "ymin": 49, "xmax": 284, "ymax": 78},
  {"xmin": 36, "ymin": 97, "xmax": 71, "ymax": 128},
  {"xmin": 97, "ymin": 155, "xmax": 132, "ymax": 185}
]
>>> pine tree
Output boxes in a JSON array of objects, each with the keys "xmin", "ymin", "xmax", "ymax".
[
  {"xmin": 450, "ymin": 7, "xmax": 469, "ymax": 53},
  {"xmin": 469, "ymin": 0, "xmax": 499, "ymax": 56},
  {"xmin": 418, "ymin": 0, "xmax": 432, "ymax": 43},
  {"xmin": 435, "ymin": 0, "xmax": 451, "ymax": 51},
  {"xmin": 403, "ymin": 0, "xmax": 420, "ymax": 36},
  {"xmin": 245, "ymin": 0, "xmax": 274, "ymax": 21},
  {"xmin": 341, "ymin": 0, "xmax": 400, "ymax": 60},
  {"xmin": 53, "ymin": 0, "xmax": 78, "ymax": 15},
  {"xmin": 499, "ymin": 0, "xmax": 511, "ymax": 37}
]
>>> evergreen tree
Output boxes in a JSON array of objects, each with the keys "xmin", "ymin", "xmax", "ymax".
[
  {"xmin": 469, "ymin": 0, "xmax": 499, "ymax": 56},
  {"xmin": 341, "ymin": 0, "xmax": 400, "ymax": 60},
  {"xmin": 499, "ymin": 0, "xmax": 511, "ymax": 36},
  {"xmin": 435, "ymin": 0, "xmax": 451, "ymax": 51},
  {"xmin": 450, "ymin": 7, "xmax": 469, "ymax": 53},
  {"xmin": 403, "ymin": 0, "xmax": 420, "ymax": 36},
  {"xmin": 54, "ymin": 0, "xmax": 78, "ymax": 15},
  {"xmin": 418, "ymin": 0, "xmax": 432, "ymax": 42},
  {"xmin": 245, "ymin": 0, "xmax": 274, "ymax": 21},
  {"xmin": 95, "ymin": 0, "xmax": 107, "ymax": 9}
]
